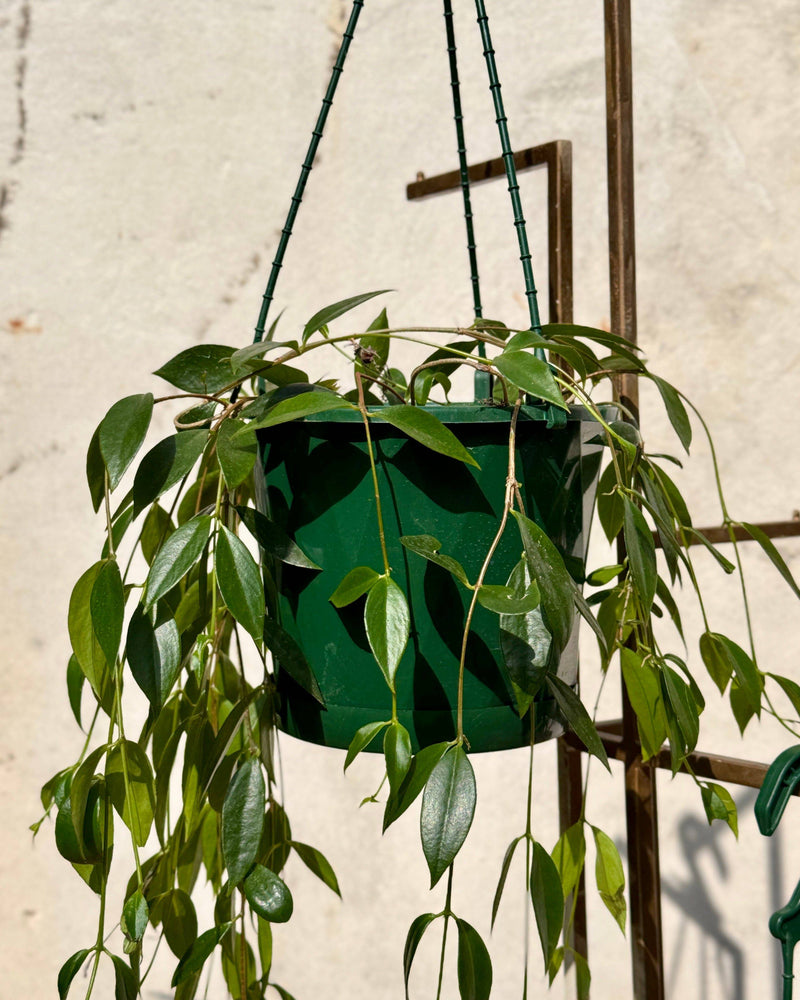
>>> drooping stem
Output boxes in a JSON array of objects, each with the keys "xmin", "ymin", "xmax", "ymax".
[
  {"xmin": 238, "ymin": 889, "xmax": 248, "ymax": 1000},
  {"xmin": 356, "ymin": 373, "xmax": 391, "ymax": 576},
  {"xmin": 436, "ymin": 865, "xmax": 455, "ymax": 1000}
]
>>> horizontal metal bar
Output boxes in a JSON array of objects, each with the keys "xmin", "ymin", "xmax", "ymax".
[
  {"xmin": 406, "ymin": 141, "xmax": 563, "ymax": 200},
  {"xmin": 653, "ymin": 519, "xmax": 800, "ymax": 550}
]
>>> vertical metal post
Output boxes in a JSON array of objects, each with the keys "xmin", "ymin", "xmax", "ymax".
[{"xmin": 604, "ymin": 2, "xmax": 665, "ymax": 997}]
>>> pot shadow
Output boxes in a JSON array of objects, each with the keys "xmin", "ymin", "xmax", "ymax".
[{"xmin": 386, "ymin": 438, "xmax": 494, "ymax": 516}]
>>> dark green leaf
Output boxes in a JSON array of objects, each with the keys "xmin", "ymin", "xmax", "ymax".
[
  {"xmin": 740, "ymin": 522, "xmax": 800, "ymax": 598},
  {"xmin": 121, "ymin": 890, "xmax": 148, "ymax": 943},
  {"xmin": 66, "ymin": 654, "xmax": 85, "ymax": 729},
  {"xmin": 622, "ymin": 498, "xmax": 657, "ymax": 614},
  {"xmin": 344, "ymin": 720, "xmax": 389, "ymax": 771},
  {"xmin": 257, "ymin": 915, "xmax": 273, "ymax": 981},
  {"xmin": 89, "ymin": 559, "xmax": 124, "ymax": 668},
  {"xmin": 237, "ymin": 506, "xmax": 320, "ymax": 570},
  {"xmin": 229, "ymin": 338, "xmax": 297, "ymax": 374},
  {"xmin": 596, "ymin": 463, "xmax": 625, "ymax": 544},
  {"xmin": 126, "ymin": 605, "xmax": 181, "ymax": 709},
  {"xmin": 58, "ymin": 949, "xmax": 91, "ymax": 999},
  {"xmin": 69, "ymin": 563, "xmax": 113, "ymax": 707},
  {"xmin": 155, "ymin": 889, "xmax": 198, "ymax": 959},
  {"xmin": 289, "ymin": 841, "xmax": 341, "ymax": 897},
  {"xmin": 455, "ymin": 918, "xmax": 493, "ymax": 1000},
  {"xmin": 592, "ymin": 826, "xmax": 626, "ymax": 933},
  {"xmin": 110, "ymin": 953, "xmax": 138, "ymax": 1000},
  {"xmin": 246, "ymin": 390, "xmax": 356, "ymax": 430},
  {"xmin": 712, "ymin": 634, "xmax": 762, "ymax": 715},
  {"xmin": 141, "ymin": 503, "xmax": 175, "ymax": 565},
  {"xmin": 685, "ymin": 528, "xmax": 736, "ymax": 574},
  {"xmin": 371, "ymin": 406, "xmax": 479, "ymax": 468},
  {"xmin": 154, "ymin": 344, "xmax": 235, "ymax": 393},
  {"xmin": 730, "ymin": 680, "xmax": 756, "ymax": 734},
  {"xmin": 491, "ymin": 835, "xmax": 524, "ymax": 927},
  {"xmin": 552, "ymin": 822, "xmax": 585, "ymax": 900},
  {"xmin": 222, "ymin": 759, "xmax": 265, "ymax": 885},
  {"xmin": 216, "ymin": 525, "xmax": 264, "ymax": 643},
  {"xmin": 571, "ymin": 580, "xmax": 608, "ymax": 658},
  {"xmin": 530, "ymin": 841, "xmax": 564, "ymax": 970},
  {"xmin": 420, "ymin": 745, "xmax": 476, "ymax": 887},
  {"xmin": 477, "ymin": 581, "xmax": 540, "ymax": 615},
  {"xmin": 619, "ymin": 648, "xmax": 666, "ymax": 760},
  {"xmin": 98, "ymin": 393, "xmax": 154, "ymax": 490},
  {"xmin": 302, "ymin": 289, "xmax": 392, "ymax": 342},
  {"xmin": 546, "ymin": 675, "xmax": 610, "ymax": 771},
  {"xmin": 384, "ymin": 721, "xmax": 412, "ymax": 795},
  {"xmin": 383, "ymin": 742, "xmax": 450, "ymax": 831},
  {"xmin": 364, "ymin": 576, "xmax": 410, "ymax": 690},
  {"xmin": 403, "ymin": 913, "xmax": 438, "ymax": 1000},
  {"xmin": 499, "ymin": 558, "xmax": 551, "ymax": 715},
  {"xmin": 144, "ymin": 516, "xmax": 212, "ymax": 608},
  {"xmin": 662, "ymin": 666, "xmax": 700, "ymax": 753},
  {"xmin": 400, "ymin": 534, "xmax": 471, "ymax": 588},
  {"xmin": 270, "ymin": 986, "xmax": 298, "ymax": 1000},
  {"xmin": 263, "ymin": 618, "xmax": 324, "ymax": 704},
  {"xmin": 132, "ymin": 430, "xmax": 208, "ymax": 514},
  {"xmin": 699, "ymin": 631, "xmax": 732, "ymax": 694},
  {"xmin": 86, "ymin": 426, "xmax": 105, "ymax": 512},
  {"xmin": 586, "ymin": 564, "xmax": 624, "ymax": 586},
  {"xmin": 105, "ymin": 741, "xmax": 155, "ymax": 847},
  {"xmin": 769, "ymin": 673, "xmax": 800, "ymax": 718},
  {"xmin": 493, "ymin": 351, "xmax": 567, "ymax": 410},
  {"xmin": 69, "ymin": 747, "xmax": 106, "ymax": 853},
  {"xmin": 217, "ymin": 419, "xmax": 257, "ymax": 490},
  {"xmin": 700, "ymin": 782, "xmax": 738, "ymax": 837},
  {"xmin": 244, "ymin": 865, "xmax": 293, "ymax": 922},
  {"xmin": 329, "ymin": 566, "xmax": 380, "ymax": 607},
  {"xmin": 652, "ymin": 376, "xmax": 691, "ymax": 452},
  {"xmin": 511, "ymin": 511, "xmax": 574, "ymax": 653},
  {"xmin": 171, "ymin": 924, "xmax": 231, "ymax": 986},
  {"xmin": 574, "ymin": 949, "xmax": 591, "ymax": 1000}
]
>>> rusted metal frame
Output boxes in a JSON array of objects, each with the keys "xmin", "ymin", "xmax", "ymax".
[
  {"xmin": 605, "ymin": 0, "xmax": 665, "ymax": 997},
  {"xmin": 667, "ymin": 519, "xmax": 800, "ymax": 547}
]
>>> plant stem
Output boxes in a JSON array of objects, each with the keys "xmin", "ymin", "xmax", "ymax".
[
  {"xmin": 239, "ymin": 889, "xmax": 248, "ymax": 1000},
  {"xmin": 436, "ymin": 865, "xmax": 455, "ymax": 1000},
  {"xmin": 103, "ymin": 472, "xmax": 115, "ymax": 560},
  {"xmin": 355, "ymin": 373, "xmax": 391, "ymax": 576}
]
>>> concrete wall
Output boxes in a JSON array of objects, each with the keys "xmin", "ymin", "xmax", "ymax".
[{"xmin": 2, "ymin": 1, "xmax": 799, "ymax": 997}]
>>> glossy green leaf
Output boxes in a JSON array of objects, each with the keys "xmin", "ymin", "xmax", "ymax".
[
  {"xmin": 371, "ymin": 405, "xmax": 479, "ymax": 467},
  {"xmin": 126, "ymin": 605, "xmax": 181, "ymax": 709},
  {"xmin": 257, "ymin": 915, "xmax": 273, "ymax": 981},
  {"xmin": 217, "ymin": 419, "xmax": 257, "ymax": 490},
  {"xmin": 364, "ymin": 576, "xmax": 410, "ymax": 690},
  {"xmin": 403, "ymin": 913, "xmax": 438, "ymax": 1000},
  {"xmin": 344, "ymin": 720, "xmax": 389, "ymax": 771},
  {"xmin": 592, "ymin": 826, "xmax": 626, "ymax": 933},
  {"xmin": 121, "ymin": 890, "xmax": 148, "ymax": 943},
  {"xmin": 711, "ymin": 633, "xmax": 762, "ymax": 715},
  {"xmin": 110, "ymin": 953, "xmax": 138, "ymax": 1000},
  {"xmin": 302, "ymin": 289, "xmax": 391, "ymax": 342},
  {"xmin": 619, "ymin": 648, "xmax": 667, "ymax": 760},
  {"xmin": 105, "ymin": 740, "xmax": 155, "ymax": 846},
  {"xmin": 98, "ymin": 393, "xmax": 154, "ymax": 491},
  {"xmin": 171, "ymin": 924, "xmax": 231, "ymax": 986},
  {"xmin": 491, "ymin": 835, "xmax": 524, "ymax": 927},
  {"xmin": 329, "ymin": 565, "xmax": 380, "ymax": 607},
  {"xmin": 89, "ymin": 559, "xmax": 124, "ymax": 667},
  {"xmin": 740, "ymin": 522, "xmax": 800, "ymax": 598},
  {"xmin": 700, "ymin": 782, "xmax": 738, "ymax": 837},
  {"xmin": 66, "ymin": 654, "xmax": 85, "ymax": 729},
  {"xmin": 622, "ymin": 498, "xmax": 657, "ymax": 614},
  {"xmin": 662, "ymin": 666, "xmax": 700, "ymax": 753},
  {"xmin": 289, "ymin": 841, "xmax": 341, "ymax": 898},
  {"xmin": 383, "ymin": 741, "xmax": 450, "ymax": 831},
  {"xmin": 499, "ymin": 558, "xmax": 551, "ymax": 715},
  {"xmin": 237, "ymin": 506, "xmax": 320, "ymax": 570},
  {"xmin": 699, "ymin": 631, "xmax": 732, "ymax": 694},
  {"xmin": 571, "ymin": 579, "xmax": 609, "ymax": 658},
  {"xmin": 229, "ymin": 338, "xmax": 297, "ymax": 374},
  {"xmin": 546, "ymin": 675, "xmax": 610, "ymax": 771},
  {"xmin": 244, "ymin": 865, "xmax": 294, "ymax": 922},
  {"xmin": 57, "ymin": 948, "xmax": 91, "ymax": 999},
  {"xmin": 140, "ymin": 503, "xmax": 175, "ymax": 565},
  {"xmin": 216, "ymin": 525, "xmax": 264, "ymax": 643},
  {"xmin": 420, "ymin": 745, "xmax": 476, "ymax": 887},
  {"xmin": 384, "ymin": 721, "xmax": 412, "ymax": 796},
  {"xmin": 69, "ymin": 747, "xmax": 106, "ymax": 853},
  {"xmin": 477, "ymin": 581, "xmax": 540, "ymax": 615},
  {"xmin": 652, "ymin": 376, "xmax": 691, "ymax": 452},
  {"xmin": 769, "ymin": 673, "xmax": 800, "ymax": 718},
  {"xmin": 155, "ymin": 889, "xmax": 198, "ymax": 959},
  {"xmin": 493, "ymin": 350, "xmax": 567, "ymax": 410},
  {"xmin": 552, "ymin": 822, "xmax": 586, "ymax": 900},
  {"xmin": 586, "ymin": 564, "xmax": 624, "ymax": 586},
  {"xmin": 263, "ymin": 618, "xmax": 324, "ymax": 704},
  {"xmin": 511, "ymin": 511, "xmax": 574, "ymax": 653},
  {"xmin": 596, "ymin": 462, "xmax": 625, "ymax": 544},
  {"xmin": 247, "ymin": 390, "xmax": 356, "ymax": 430},
  {"xmin": 730, "ymin": 680, "xmax": 756, "ymax": 734},
  {"xmin": 400, "ymin": 534, "xmax": 471, "ymax": 588},
  {"xmin": 86, "ymin": 426, "xmax": 105, "ymax": 512},
  {"xmin": 144, "ymin": 516, "xmax": 212, "ymax": 608},
  {"xmin": 222, "ymin": 758, "xmax": 265, "ymax": 885},
  {"xmin": 68, "ymin": 562, "xmax": 113, "ymax": 709},
  {"xmin": 530, "ymin": 841, "xmax": 564, "ymax": 970},
  {"xmin": 685, "ymin": 528, "xmax": 736, "ymax": 574},
  {"xmin": 154, "ymin": 344, "xmax": 235, "ymax": 393},
  {"xmin": 455, "ymin": 918, "xmax": 493, "ymax": 1000},
  {"xmin": 132, "ymin": 430, "xmax": 208, "ymax": 514}
]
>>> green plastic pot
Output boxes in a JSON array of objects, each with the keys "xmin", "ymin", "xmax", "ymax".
[{"xmin": 257, "ymin": 402, "xmax": 607, "ymax": 753}]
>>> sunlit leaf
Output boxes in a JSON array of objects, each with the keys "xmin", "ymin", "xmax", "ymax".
[
  {"xmin": 592, "ymin": 825, "xmax": 626, "ymax": 933},
  {"xmin": 700, "ymin": 782, "xmax": 738, "ymax": 838},
  {"xmin": 289, "ymin": 841, "xmax": 341, "ymax": 898},
  {"xmin": 371, "ymin": 406, "xmax": 479, "ymax": 468},
  {"xmin": 154, "ymin": 345, "xmax": 235, "ymax": 393},
  {"xmin": 132, "ymin": 430, "xmax": 208, "ymax": 514},
  {"xmin": 364, "ymin": 576, "xmax": 410, "ymax": 690},
  {"xmin": 144, "ymin": 516, "xmax": 212, "ymax": 608},
  {"xmin": 546, "ymin": 675, "xmax": 609, "ymax": 771},
  {"xmin": 222, "ymin": 758, "xmax": 265, "ymax": 886},
  {"xmin": 455, "ymin": 918, "xmax": 493, "ymax": 1000},
  {"xmin": 98, "ymin": 393, "xmax": 154, "ymax": 490},
  {"xmin": 302, "ymin": 289, "xmax": 392, "ymax": 342},
  {"xmin": 420, "ymin": 745, "xmax": 476, "ymax": 887},
  {"xmin": 400, "ymin": 534, "xmax": 471, "ymax": 588},
  {"xmin": 530, "ymin": 841, "xmax": 564, "ymax": 970},
  {"xmin": 244, "ymin": 865, "xmax": 293, "ymax": 923},
  {"xmin": 216, "ymin": 525, "xmax": 264, "ymax": 644},
  {"xmin": 492, "ymin": 351, "xmax": 567, "ymax": 410},
  {"xmin": 619, "ymin": 648, "xmax": 667, "ymax": 760},
  {"xmin": 237, "ymin": 506, "xmax": 320, "ymax": 570}
]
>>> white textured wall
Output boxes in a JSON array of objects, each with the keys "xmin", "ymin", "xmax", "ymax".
[{"xmin": 2, "ymin": 2, "xmax": 800, "ymax": 998}]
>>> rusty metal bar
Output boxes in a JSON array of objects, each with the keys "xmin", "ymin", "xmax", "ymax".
[{"xmin": 680, "ymin": 519, "xmax": 800, "ymax": 546}]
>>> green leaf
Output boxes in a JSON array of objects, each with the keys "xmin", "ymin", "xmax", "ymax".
[
  {"xmin": 652, "ymin": 376, "xmax": 691, "ymax": 452},
  {"xmin": 237, "ymin": 506, "xmax": 320, "ymax": 570},
  {"xmin": 289, "ymin": 841, "xmax": 341, "ymax": 897},
  {"xmin": 344, "ymin": 720, "xmax": 389, "ymax": 771},
  {"xmin": 383, "ymin": 742, "xmax": 450, "ymax": 831},
  {"xmin": 711, "ymin": 634, "xmax": 762, "ymax": 715},
  {"xmin": 141, "ymin": 503, "xmax": 175, "ymax": 565},
  {"xmin": 69, "ymin": 747, "xmax": 106, "ymax": 854},
  {"xmin": 420, "ymin": 745, "xmax": 476, "ymax": 887},
  {"xmin": 105, "ymin": 741, "xmax": 155, "ymax": 847},
  {"xmin": 769, "ymin": 673, "xmax": 800, "ymax": 718},
  {"xmin": 364, "ymin": 576, "xmax": 410, "ymax": 690},
  {"xmin": 740, "ymin": 522, "xmax": 800, "ymax": 599},
  {"xmin": 530, "ymin": 841, "xmax": 564, "ymax": 970},
  {"xmin": 619, "ymin": 648, "xmax": 667, "ymax": 760},
  {"xmin": 257, "ymin": 915, "xmax": 273, "ymax": 981},
  {"xmin": 216, "ymin": 525, "xmax": 264, "ymax": 643},
  {"xmin": 68, "ymin": 564, "xmax": 113, "ymax": 707},
  {"xmin": 662, "ymin": 666, "xmax": 700, "ymax": 754},
  {"xmin": 244, "ymin": 865, "xmax": 294, "ymax": 923},
  {"xmin": 86, "ymin": 426, "xmax": 106, "ymax": 512},
  {"xmin": 154, "ymin": 344, "xmax": 235, "ymax": 393},
  {"xmin": 302, "ymin": 289, "xmax": 392, "ymax": 342},
  {"xmin": 217, "ymin": 419, "xmax": 257, "ymax": 490},
  {"xmin": 455, "ymin": 918, "xmax": 493, "ymax": 1000},
  {"xmin": 89, "ymin": 559, "xmax": 124, "ymax": 668},
  {"xmin": 699, "ymin": 631, "xmax": 733, "ymax": 694},
  {"xmin": 371, "ymin": 405, "xmax": 479, "ymax": 467},
  {"xmin": 329, "ymin": 565, "xmax": 380, "ymax": 607},
  {"xmin": 98, "ymin": 393, "xmax": 154, "ymax": 491},
  {"xmin": 263, "ymin": 618, "xmax": 324, "ymax": 704},
  {"xmin": 121, "ymin": 889, "xmax": 149, "ymax": 943},
  {"xmin": 403, "ymin": 913, "xmax": 438, "ymax": 1000},
  {"xmin": 66, "ymin": 654, "xmax": 85, "ymax": 728},
  {"xmin": 246, "ymin": 390, "xmax": 356, "ymax": 430},
  {"xmin": 700, "ymin": 782, "xmax": 738, "ymax": 837},
  {"xmin": 144, "ymin": 516, "xmax": 212, "ymax": 608},
  {"xmin": 552, "ymin": 822, "xmax": 586, "ymax": 900},
  {"xmin": 171, "ymin": 924, "xmax": 231, "ymax": 986},
  {"xmin": 126, "ymin": 605, "xmax": 181, "ymax": 709},
  {"xmin": 58, "ymin": 949, "xmax": 91, "ymax": 999},
  {"xmin": 499, "ymin": 558, "xmax": 551, "ymax": 715},
  {"xmin": 546, "ymin": 675, "xmax": 610, "ymax": 771},
  {"xmin": 110, "ymin": 953, "xmax": 138, "ymax": 1000},
  {"xmin": 491, "ymin": 835, "xmax": 524, "ymax": 927},
  {"xmin": 574, "ymin": 949, "xmax": 591, "ymax": 1000},
  {"xmin": 597, "ymin": 462, "xmax": 625, "ymax": 544},
  {"xmin": 400, "ymin": 534, "xmax": 471, "ymax": 588},
  {"xmin": 511, "ymin": 511, "xmax": 574, "ymax": 653},
  {"xmin": 730, "ymin": 680, "xmax": 755, "ymax": 734},
  {"xmin": 592, "ymin": 826, "xmax": 627, "ymax": 933},
  {"xmin": 222, "ymin": 758, "xmax": 266, "ymax": 885},
  {"xmin": 492, "ymin": 351, "xmax": 567, "ymax": 410},
  {"xmin": 132, "ymin": 430, "xmax": 208, "ymax": 514},
  {"xmin": 229, "ymin": 338, "xmax": 296, "ymax": 373},
  {"xmin": 656, "ymin": 575, "xmax": 685, "ymax": 641},
  {"xmin": 477, "ymin": 581, "xmax": 540, "ymax": 615},
  {"xmin": 154, "ymin": 889, "xmax": 197, "ymax": 959},
  {"xmin": 685, "ymin": 528, "xmax": 736, "ymax": 573},
  {"xmin": 622, "ymin": 498, "xmax": 657, "ymax": 614},
  {"xmin": 586, "ymin": 564, "xmax": 624, "ymax": 586},
  {"xmin": 384, "ymin": 721, "xmax": 412, "ymax": 796}
]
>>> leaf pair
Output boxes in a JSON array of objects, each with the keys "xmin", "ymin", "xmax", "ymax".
[{"xmin": 403, "ymin": 913, "xmax": 491, "ymax": 1000}]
